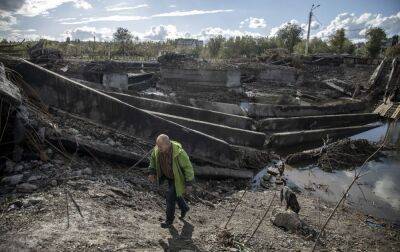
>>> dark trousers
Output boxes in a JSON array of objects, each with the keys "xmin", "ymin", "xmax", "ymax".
[{"xmin": 166, "ymin": 179, "xmax": 189, "ymax": 223}]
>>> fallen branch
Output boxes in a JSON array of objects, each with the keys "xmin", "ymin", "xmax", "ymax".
[
  {"xmin": 246, "ymin": 191, "xmax": 276, "ymax": 244},
  {"xmin": 224, "ymin": 189, "xmax": 247, "ymax": 229},
  {"xmin": 67, "ymin": 191, "xmax": 84, "ymax": 218},
  {"xmin": 65, "ymin": 188, "xmax": 69, "ymax": 229}
]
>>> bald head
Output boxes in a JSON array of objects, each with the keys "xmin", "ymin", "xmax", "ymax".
[{"xmin": 156, "ymin": 134, "xmax": 171, "ymax": 153}]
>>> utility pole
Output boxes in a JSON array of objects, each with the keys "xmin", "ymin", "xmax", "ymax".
[{"xmin": 305, "ymin": 4, "xmax": 320, "ymax": 56}]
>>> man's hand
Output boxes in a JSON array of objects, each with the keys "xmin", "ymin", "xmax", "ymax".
[
  {"xmin": 185, "ymin": 185, "xmax": 193, "ymax": 194},
  {"xmin": 148, "ymin": 174, "xmax": 156, "ymax": 183}
]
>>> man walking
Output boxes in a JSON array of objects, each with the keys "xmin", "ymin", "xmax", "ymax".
[{"xmin": 148, "ymin": 134, "xmax": 195, "ymax": 228}]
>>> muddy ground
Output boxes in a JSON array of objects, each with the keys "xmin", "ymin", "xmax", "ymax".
[{"xmin": 1, "ymin": 150, "xmax": 399, "ymax": 251}]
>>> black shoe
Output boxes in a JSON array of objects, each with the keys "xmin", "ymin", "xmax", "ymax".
[
  {"xmin": 180, "ymin": 207, "xmax": 190, "ymax": 220},
  {"xmin": 161, "ymin": 222, "xmax": 172, "ymax": 228}
]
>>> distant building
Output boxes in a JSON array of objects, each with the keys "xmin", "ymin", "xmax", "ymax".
[{"xmin": 175, "ymin": 38, "xmax": 203, "ymax": 49}]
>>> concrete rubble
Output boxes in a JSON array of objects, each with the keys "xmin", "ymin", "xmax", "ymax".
[
  {"xmin": 1, "ymin": 53, "xmax": 395, "ymax": 173},
  {"xmin": 0, "ymin": 53, "xmax": 399, "ymax": 251}
]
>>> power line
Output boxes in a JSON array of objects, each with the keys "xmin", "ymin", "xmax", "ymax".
[{"xmin": 312, "ymin": 14, "xmax": 323, "ymax": 27}]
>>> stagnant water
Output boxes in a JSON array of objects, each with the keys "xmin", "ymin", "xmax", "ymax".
[{"xmin": 255, "ymin": 122, "xmax": 400, "ymax": 224}]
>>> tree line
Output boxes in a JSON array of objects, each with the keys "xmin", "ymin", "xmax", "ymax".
[
  {"xmin": 1, "ymin": 23, "xmax": 399, "ymax": 60},
  {"xmin": 206, "ymin": 24, "xmax": 398, "ymax": 59}
]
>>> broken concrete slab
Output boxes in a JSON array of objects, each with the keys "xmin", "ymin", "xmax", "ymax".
[
  {"xmin": 128, "ymin": 72, "xmax": 153, "ymax": 84},
  {"xmin": 159, "ymin": 67, "xmax": 242, "ymax": 93},
  {"xmin": 127, "ymin": 72, "xmax": 154, "ymax": 91},
  {"xmin": 257, "ymin": 65, "xmax": 299, "ymax": 84},
  {"xmin": 368, "ymin": 58, "xmax": 387, "ymax": 90},
  {"xmin": 384, "ymin": 57, "xmax": 400, "ymax": 101},
  {"xmin": 138, "ymin": 92, "xmax": 246, "ymax": 116},
  {"xmin": 107, "ymin": 92, "xmax": 254, "ymax": 130},
  {"xmin": 322, "ymin": 78, "xmax": 353, "ymax": 96},
  {"xmin": 3, "ymin": 57, "xmax": 243, "ymax": 169},
  {"xmin": 81, "ymin": 60, "xmax": 159, "ymax": 83},
  {"xmin": 245, "ymin": 101, "xmax": 366, "ymax": 119},
  {"xmin": 185, "ymin": 99, "xmax": 245, "ymax": 116},
  {"xmin": 102, "ymin": 72, "xmax": 128, "ymax": 90},
  {"xmin": 50, "ymin": 133, "xmax": 253, "ymax": 179},
  {"xmin": 148, "ymin": 110, "xmax": 266, "ymax": 148},
  {"xmin": 100, "ymin": 72, "xmax": 155, "ymax": 91},
  {"xmin": 266, "ymin": 124, "xmax": 380, "ymax": 148},
  {"xmin": 258, "ymin": 113, "xmax": 379, "ymax": 133}
]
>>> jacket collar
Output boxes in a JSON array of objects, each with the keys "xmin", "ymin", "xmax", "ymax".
[{"xmin": 155, "ymin": 140, "xmax": 182, "ymax": 158}]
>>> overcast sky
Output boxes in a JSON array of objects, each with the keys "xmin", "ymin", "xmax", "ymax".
[{"xmin": 0, "ymin": 0, "xmax": 399, "ymax": 42}]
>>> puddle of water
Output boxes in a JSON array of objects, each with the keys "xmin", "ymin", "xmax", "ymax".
[
  {"xmin": 254, "ymin": 121, "xmax": 400, "ymax": 223},
  {"xmin": 284, "ymin": 152, "xmax": 400, "ymax": 223},
  {"xmin": 351, "ymin": 120, "xmax": 400, "ymax": 145}
]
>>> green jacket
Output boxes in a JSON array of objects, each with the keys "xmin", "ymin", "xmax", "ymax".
[{"xmin": 148, "ymin": 141, "xmax": 195, "ymax": 196}]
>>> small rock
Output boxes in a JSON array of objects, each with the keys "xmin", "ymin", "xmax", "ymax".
[
  {"xmin": 72, "ymin": 170, "xmax": 83, "ymax": 177},
  {"xmin": 271, "ymin": 208, "xmax": 317, "ymax": 239},
  {"xmin": 51, "ymin": 179, "xmax": 58, "ymax": 187},
  {"xmin": 14, "ymin": 165, "xmax": 24, "ymax": 173},
  {"xmin": 271, "ymin": 208, "xmax": 302, "ymax": 231},
  {"xmin": 5, "ymin": 160, "xmax": 16, "ymax": 173},
  {"xmin": 28, "ymin": 175, "xmax": 42, "ymax": 182},
  {"xmin": 17, "ymin": 183, "xmax": 38, "ymax": 193},
  {"xmin": 46, "ymin": 148, "xmax": 53, "ymax": 156},
  {"xmin": 7, "ymin": 200, "xmax": 23, "ymax": 211},
  {"xmin": 69, "ymin": 128, "xmax": 79, "ymax": 135},
  {"xmin": 1, "ymin": 174, "xmax": 24, "ymax": 185},
  {"xmin": 267, "ymin": 166, "xmax": 279, "ymax": 176},
  {"xmin": 82, "ymin": 167, "xmax": 92, "ymax": 175},
  {"xmin": 106, "ymin": 138, "xmax": 115, "ymax": 146},
  {"xmin": 23, "ymin": 196, "xmax": 44, "ymax": 207},
  {"xmin": 41, "ymin": 163, "xmax": 53, "ymax": 170}
]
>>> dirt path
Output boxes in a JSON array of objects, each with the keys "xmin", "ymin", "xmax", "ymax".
[{"xmin": 1, "ymin": 155, "xmax": 399, "ymax": 251}]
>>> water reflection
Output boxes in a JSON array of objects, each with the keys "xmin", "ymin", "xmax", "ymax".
[
  {"xmin": 258, "ymin": 121, "xmax": 400, "ymax": 223},
  {"xmin": 282, "ymin": 152, "xmax": 400, "ymax": 223},
  {"xmin": 374, "ymin": 175, "xmax": 400, "ymax": 210}
]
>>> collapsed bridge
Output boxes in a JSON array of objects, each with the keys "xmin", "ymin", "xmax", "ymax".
[{"xmin": 1, "ymin": 54, "xmax": 396, "ymax": 179}]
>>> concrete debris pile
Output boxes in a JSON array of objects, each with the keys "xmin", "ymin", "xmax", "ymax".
[
  {"xmin": 1, "ymin": 56, "xmax": 277, "ymax": 182},
  {"xmin": 79, "ymin": 61, "xmax": 157, "ymax": 91},
  {"xmin": 258, "ymin": 162, "xmax": 286, "ymax": 189},
  {"xmin": 1, "ymin": 53, "xmax": 385, "ymax": 162},
  {"xmin": 286, "ymin": 138, "xmax": 382, "ymax": 172},
  {"xmin": 27, "ymin": 40, "xmax": 62, "ymax": 63},
  {"xmin": 157, "ymin": 52, "xmax": 197, "ymax": 65},
  {"xmin": 1, "ymin": 156, "xmax": 93, "ymax": 196}
]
